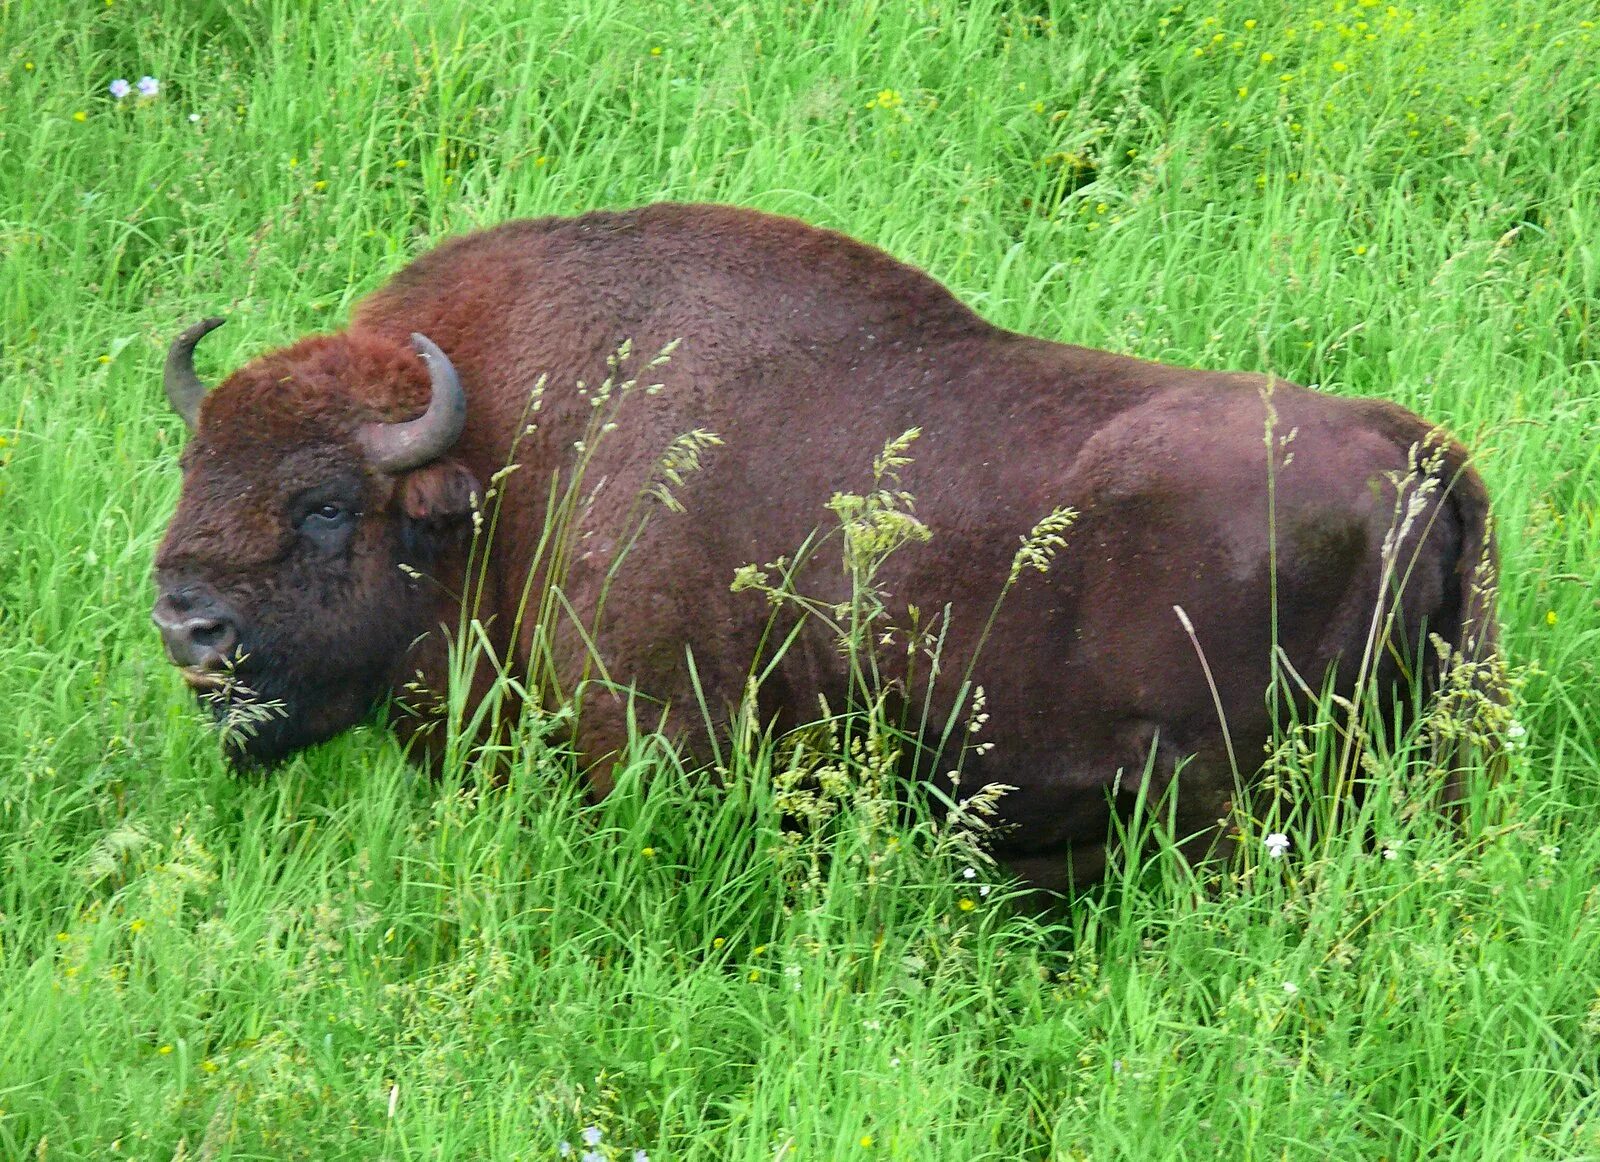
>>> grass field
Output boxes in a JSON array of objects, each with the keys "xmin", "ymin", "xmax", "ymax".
[{"xmin": 3, "ymin": 0, "xmax": 1599, "ymax": 1157}]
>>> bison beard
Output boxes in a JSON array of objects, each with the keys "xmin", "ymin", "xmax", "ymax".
[
  {"xmin": 202, "ymin": 654, "xmax": 381, "ymax": 770},
  {"xmin": 198, "ymin": 605, "xmax": 418, "ymax": 769},
  {"xmin": 151, "ymin": 203, "xmax": 1497, "ymax": 890}
]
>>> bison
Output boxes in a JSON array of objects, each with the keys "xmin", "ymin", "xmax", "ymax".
[{"xmin": 152, "ymin": 203, "xmax": 1495, "ymax": 888}]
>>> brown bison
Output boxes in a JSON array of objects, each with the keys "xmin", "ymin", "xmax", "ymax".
[{"xmin": 152, "ymin": 203, "xmax": 1494, "ymax": 887}]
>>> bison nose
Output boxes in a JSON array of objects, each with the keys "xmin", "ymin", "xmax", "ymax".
[{"xmin": 152, "ymin": 589, "xmax": 240, "ymax": 672}]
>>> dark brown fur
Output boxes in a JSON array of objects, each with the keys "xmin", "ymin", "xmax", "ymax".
[{"xmin": 153, "ymin": 203, "xmax": 1496, "ymax": 888}]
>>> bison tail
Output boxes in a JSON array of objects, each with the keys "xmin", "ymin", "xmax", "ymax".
[
  {"xmin": 1439, "ymin": 440, "xmax": 1498, "ymax": 667},
  {"xmin": 1425, "ymin": 434, "xmax": 1505, "ymax": 797}
]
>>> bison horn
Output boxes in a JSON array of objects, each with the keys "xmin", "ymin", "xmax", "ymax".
[
  {"xmin": 358, "ymin": 333, "xmax": 467, "ymax": 472},
  {"xmin": 164, "ymin": 316, "xmax": 226, "ymax": 430}
]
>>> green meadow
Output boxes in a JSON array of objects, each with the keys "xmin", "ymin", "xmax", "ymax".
[{"xmin": 2, "ymin": 0, "xmax": 1598, "ymax": 1157}]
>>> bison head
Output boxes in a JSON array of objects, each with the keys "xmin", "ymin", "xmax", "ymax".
[{"xmin": 152, "ymin": 319, "xmax": 480, "ymax": 766}]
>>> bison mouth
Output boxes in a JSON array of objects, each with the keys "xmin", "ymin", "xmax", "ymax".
[{"xmin": 179, "ymin": 666, "xmax": 233, "ymax": 692}]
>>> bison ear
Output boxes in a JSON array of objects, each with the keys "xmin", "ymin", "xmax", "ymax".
[{"xmin": 398, "ymin": 459, "xmax": 481, "ymax": 560}]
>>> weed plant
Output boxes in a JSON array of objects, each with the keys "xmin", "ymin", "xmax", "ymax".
[{"xmin": 2, "ymin": 0, "xmax": 1598, "ymax": 1158}]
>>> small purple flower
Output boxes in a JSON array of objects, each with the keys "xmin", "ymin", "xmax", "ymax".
[
  {"xmin": 109, "ymin": 78, "xmax": 131, "ymax": 99},
  {"xmin": 581, "ymin": 1154, "xmax": 604, "ymax": 1162},
  {"xmin": 557, "ymin": 1144, "xmax": 572, "ymax": 1158},
  {"xmin": 137, "ymin": 76, "xmax": 159, "ymax": 97},
  {"xmin": 582, "ymin": 1127, "xmax": 602, "ymax": 1147},
  {"xmin": 634, "ymin": 1152, "xmax": 650, "ymax": 1162}
]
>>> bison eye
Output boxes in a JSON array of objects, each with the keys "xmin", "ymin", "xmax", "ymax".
[
  {"xmin": 296, "ymin": 500, "xmax": 357, "ymax": 549},
  {"xmin": 303, "ymin": 502, "xmax": 351, "ymax": 528}
]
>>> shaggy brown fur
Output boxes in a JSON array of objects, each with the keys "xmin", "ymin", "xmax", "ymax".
[{"xmin": 153, "ymin": 203, "xmax": 1496, "ymax": 889}]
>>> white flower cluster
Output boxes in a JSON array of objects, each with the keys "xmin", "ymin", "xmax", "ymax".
[
  {"xmin": 557, "ymin": 1126, "xmax": 648, "ymax": 1162},
  {"xmin": 109, "ymin": 76, "xmax": 159, "ymax": 100}
]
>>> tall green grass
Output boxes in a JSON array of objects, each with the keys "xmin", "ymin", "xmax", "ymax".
[{"xmin": 2, "ymin": 0, "xmax": 1597, "ymax": 1157}]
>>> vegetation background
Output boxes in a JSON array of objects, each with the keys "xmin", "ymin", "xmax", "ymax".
[{"xmin": 2, "ymin": 0, "xmax": 1598, "ymax": 1157}]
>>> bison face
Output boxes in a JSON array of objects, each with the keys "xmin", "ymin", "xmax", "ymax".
[{"xmin": 152, "ymin": 321, "xmax": 478, "ymax": 767}]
